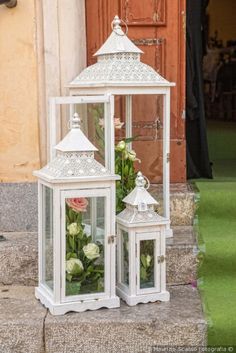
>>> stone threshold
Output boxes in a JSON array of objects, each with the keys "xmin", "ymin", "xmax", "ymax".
[{"xmin": 0, "ymin": 285, "xmax": 206, "ymax": 353}]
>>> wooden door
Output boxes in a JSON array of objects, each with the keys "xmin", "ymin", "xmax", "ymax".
[{"xmin": 86, "ymin": 0, "xmax": 186, "ymax": 183}]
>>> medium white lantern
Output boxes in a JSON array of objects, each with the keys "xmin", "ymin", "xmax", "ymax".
[
  {"xmin": 34, "ymin": 113, "xmax": 120, "ymax": 315},
  {"xmin": 116, "ymin": 172, "xmax": 170, "ymax": 306}
]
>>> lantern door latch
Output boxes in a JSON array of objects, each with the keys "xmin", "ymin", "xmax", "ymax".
[
  {"xmin": 157, "ymin": 255, "xmax": 165, "ymax": 264},
  {"xmin": 108, "ymin": 235, "xmax": 117, "ymax": 244}
]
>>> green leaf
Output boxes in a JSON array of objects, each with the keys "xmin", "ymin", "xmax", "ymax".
[
  {"xmin": 69, "ymin": 236, "xmax": 75, "ymax": 252},
  {"xmin": 66, "ymin": 281, "xmax": 81, "ymax": 295},
  {"xmin": 124, "ymin": 136, "xmax": 139, "ymax": 143},
  {"xmin": 66, "ymin": 274, "xmax": 73, "ymax": 282},
  {"xmin": 69, "ymin": 209, "xmax": 75, "ymax": 222},
  {"xmin": 140, "ymin": 266, "xmax": 147, "ymax": 281},
  {"xmin": 141, "ymin": 254, "xmax": 147, "ymax": 268}
]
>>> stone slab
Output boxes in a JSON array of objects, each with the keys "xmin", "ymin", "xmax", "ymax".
[
  {"xmin": 150, "ymin": 183, "xmax": 196, "ymax": 226},
  {"xmin": 0, "ymin": 182, "xmax": 196, "ymax": 232},
  {"xmin": 0, "ymin": 232, "xmax": 38, "ymax": 286},
  {"xmin": 0, "ymin": 227, "xmax": 197, "ymax": 286},
  {"xmin": 45, "ymin": 285, "xmax": 206, "ymax": 353},
  {"xmin": 0, "ymin": 286, "xmax": 46, "ymax": 353},
  {"xmin": 0, "ymin": 285, "xmax": 206, "ymax": 353},
  {"xmin": 166, "ymin": 226, "xmax": 198, "ymax": 285},
  {"xmin": 0, "ymin": 182, "xmax": 38, "ymax": 232}
]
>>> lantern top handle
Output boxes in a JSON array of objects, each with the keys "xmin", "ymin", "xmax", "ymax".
[
  {"xmin": 111, "ymin": 15, "xmax": 128, "ymax": 36},
  {"xmin": 135, "ymin": 172, "xmax": 150, "ymax": 190}
]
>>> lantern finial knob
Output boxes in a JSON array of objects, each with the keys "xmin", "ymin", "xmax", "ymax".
[
  {"xmin": 135, "ymin": 171, "xmax": 150, "ymax": 189},
  {"xmin": 71, "ymin": 113, "xmax": 81, "ymax": 129},
  {"xmin": 112, "ymin": 15, "xmax": 121, "ymax": 30}
]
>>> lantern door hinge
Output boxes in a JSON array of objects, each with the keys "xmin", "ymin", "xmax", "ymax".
[
  {"xmin": 166, "ymin": 153, "xmax": 170, "ymax": 163},
  {"xmin": 108, "ymin": 235, "xmax": 117, "ymax": 244},
  {"xmin": 157, "ymin": 255, "xmax": 165, "ymax": 264}
]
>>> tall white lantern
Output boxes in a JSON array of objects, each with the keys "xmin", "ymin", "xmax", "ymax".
[
  {"xmin": 67, "ymin": 15, "xmax": 175, "ymax": 238},
  {"xmin": 116, "ymin": 172, "xmax": 170, "ymax": 306},
  {"xmin": 34, "ymin": 113, "xmax": 120, "ymax": 315}
]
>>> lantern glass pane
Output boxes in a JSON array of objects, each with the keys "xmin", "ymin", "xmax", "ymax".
[
  {"xmin": 121, "ymin": 230, "xmax": 129, "ymax": 286},
  {"xmin": 42, "ymin": 185, "xmax": 54, "ymax": 291},
  {"xmin": 65, "ymin": 196, "xmax": 105, "ymax": 296},
  {"xmin": 75, "ymin": 103, "xmax": 105, "ymax": 166},
  {"xmin": 139, "ymin": 240, "xmax": 155, "ymax": 289}
]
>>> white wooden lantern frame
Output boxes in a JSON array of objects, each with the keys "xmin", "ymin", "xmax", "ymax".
[
  {"xmin": 116, "ymin": 172, "xmax": 170, "ymax": 306},
  {"xmin": 35, "ymin": 114, "xmax": 120, "ymax": 315},
  {"xmin": 116, "ymin": 222, "xmax": 169, "ymax": 306}
]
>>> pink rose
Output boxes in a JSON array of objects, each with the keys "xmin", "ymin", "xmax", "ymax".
[
  {"xmin": 114, "ymin": 117, "xmax": 124, "ymax": 130},
  {"xmin": 99, "ymin": 117, "xmax": 124, "ymax": 130},
  {"xmin": 98, "ymin": 118, "xmax": 105, "ymax": 129},
  {"xmin": 66, "ymin": 198, "xmax": 88, "ymax": 213}
]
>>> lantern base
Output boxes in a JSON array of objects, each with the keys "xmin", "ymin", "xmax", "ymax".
[
  {"xmin": 116, "ymin": 287, "xmax": 170, "ymax": 306},
  {"xmin": 35, "ymin": 287, "xmax": 120, "ymax": 315}
]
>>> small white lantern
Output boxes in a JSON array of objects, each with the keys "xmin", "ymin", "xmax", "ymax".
[
  {"xmin": 34, "ymin": 113, "xmax": 120, "ymax": 315},
  {"xmin": 116, "ymin": 172, "xmax": 170, "ymax": 306}
]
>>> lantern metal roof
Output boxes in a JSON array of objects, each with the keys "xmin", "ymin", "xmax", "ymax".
[
  {"xmin": 123, "ymin": 172, "xmax": 158, "ymax": 207},
  {"xmin": 117, "ymin": 172, "xmax": 167, "ymax": 225},
  {"xmin": 68, "ymin": 16, "xmax": 174, "ymax": 89},
  {"xmin": 34, "ymin": 113, "xmax": 118, "ymax": 183}
]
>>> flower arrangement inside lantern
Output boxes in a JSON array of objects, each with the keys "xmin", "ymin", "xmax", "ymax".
[{"xmin": 65, "ymin": 196, "xmax": 105, "ymax": 296}]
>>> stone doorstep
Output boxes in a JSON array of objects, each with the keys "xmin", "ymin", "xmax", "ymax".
[
  {"xmin": 0, "ymin": 227, "xmax": 197, "ymax": 287},
  {"xmin": 0, "ymin": 285, "xmax": 206, "ymax": 353},
  {"xmin": 0, "ymin": 182, "xmax": 196, "ymax": 232}
]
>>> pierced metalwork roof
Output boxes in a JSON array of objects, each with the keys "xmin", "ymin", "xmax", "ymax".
[
  {"xmin": 117, "ymin": 205, "xmax": 165, "ymax": 225},
  {"xmin": 69, "ymin": 16, "xmax": 171, "ymax": 87},
  {"xmin": 94, "ymin": 15, "xmax": 143, "ymax": 56},
  {"xmin": 38, "ymin": 151, "xmax": 110, "ymax": 179},
  {"xmin": 117, "ymin": 172, "xmax": 167, "ymax": 225},
  {"xmin": 123, "ymin": 172, "xmax": 158, "ymax": 207},
  {"xmin": 34, "ymin": 114, "xmax": 113, "ymax": 181},
  {"xmin": 55, "ymin": 113, "xmax": 98, "ymax": 153}
]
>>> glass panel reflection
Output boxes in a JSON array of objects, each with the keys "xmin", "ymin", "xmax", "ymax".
[
  {"xmin": 75, "ymin": 103, "xmax": 105, "ymax": 165},
  {"xmin": 140, "ymin": 240, "xmax": 155, "ymax": 289},
  {"xmin": 42, "ymin": 185, "xmax": 53, "ymax": 291},
  {"xmin": 65, "ymin": 196, "xmax": 105, "ymax": 296}
]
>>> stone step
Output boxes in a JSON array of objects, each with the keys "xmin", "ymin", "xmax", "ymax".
[
  {"xmin": 0, "ymin": 285, "xmax": 206, "ymax": 353},
  {"xmin": 0, "ymin": 226, "xmax": 197, "ymax": 287},
  {"xmin": 0, "ymin": 182, "xmax": 197, "ymax": 232},
  {"xmin": 166, "ymin": 226, "xmax": 197, "ymax": 285},
  {"xmin": 150, "ymin": 182, "xmax": 197, "ymax": 227}
]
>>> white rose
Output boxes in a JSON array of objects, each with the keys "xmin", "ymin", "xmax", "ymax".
[
  {"xmin": 116, "ymin": 140, "xmax": 126, "ymax": 151},
  {"xmin": 146, "ymin": 255, "xmax": 152, "ymax": 267},
  {"xmin": 66, "ymin": 258, "xmax": 84, "ymax": 275},
  {"xmin": 67, "ymin": 222, "xmax": 80, "ymax": 236},
  {"xmin": 83, "ymin": 243, "xmax": 100, "ymax": 260}
]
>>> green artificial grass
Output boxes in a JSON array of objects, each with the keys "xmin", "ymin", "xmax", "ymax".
[{"xmin": 194, "ymin": 120, "xmax": 236, "ymax": 346}]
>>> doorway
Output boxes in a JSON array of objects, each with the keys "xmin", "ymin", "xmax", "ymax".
[
  {"xmin": 203, "ymin": 0, "xmax": 236, "ymax": 179},
  {"xmin": 186, "ymin": 0, "xmax": 236, "ymax": 180}
]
